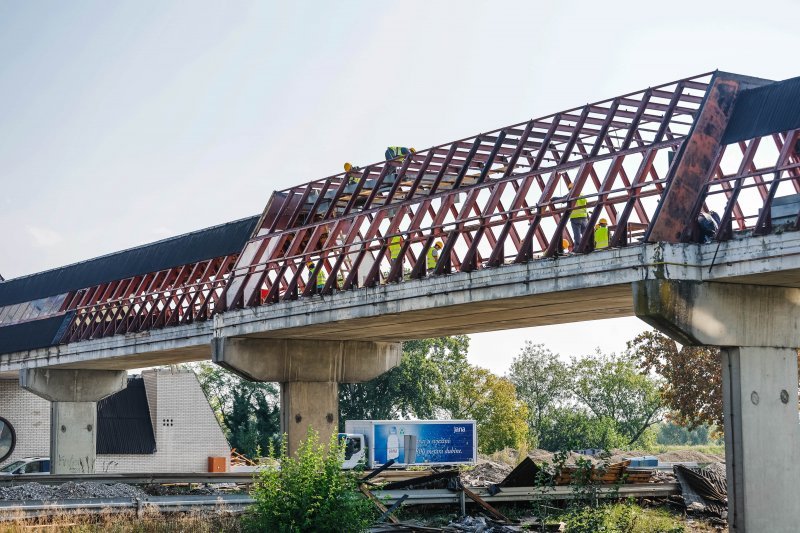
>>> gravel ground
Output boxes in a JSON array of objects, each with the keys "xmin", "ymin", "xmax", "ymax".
[{"xmin": 0, "ymin": 481, "xmax": 147, "ymax": 501}]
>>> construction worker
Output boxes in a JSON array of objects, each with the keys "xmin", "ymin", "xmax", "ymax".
[
  {"xmin": 384, "ymin": 146, "xmax": 416, "ymax": 162},
  {"xmin": 697, "ymin": 209, "xmax": 721, "ymax": 243},
  {"xmin": 427, "ymin": 240, "xmax": 443, "ymax": 271},
  {"xmin": 344, "ymin": 162, "xmax": 361, "ymax": 185},
  {"xmin": 594, "ymin": 218, "xmax": 610, "ymax": 250},
  {"xmin": 307, "ymin": 261, "xmax": 327, "ymax": 294},
  {"xmin": 384, "ymin": 147, "xmax": 416, "ymax": 184},
  {"xmin": 566, "ymin": 183, "xmax": 589, "ymax": 246},
  {"xmin": 388, "ymin": 235, "xmax": 403, "ymax": 263}
]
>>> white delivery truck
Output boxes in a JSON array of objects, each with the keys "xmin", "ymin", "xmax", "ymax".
[{"xmin": 339, "ymin": 420, "xmax": 477, "ymax": 470}]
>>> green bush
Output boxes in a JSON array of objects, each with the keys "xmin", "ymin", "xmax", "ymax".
[{"xmin": 243, "ymin": 430, "xmax": 376, "ymax": 533}]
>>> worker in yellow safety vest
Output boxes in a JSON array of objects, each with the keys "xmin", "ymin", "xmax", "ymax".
[
  {"xmin": 388, "ymin": 235, "xmax": 403, "ymax": 263},
  {"xmin": 307, "ymin": 261, "xmax": 327, "ymax": 294},
  {"xmin": 565, "ymin": 182, "xmax": 589, "ymax": 246},
  {"xmin": 427, "ymin": 240, "xmax": 443, "ymax": 271},
  {"xmin": 385, "ymin": 146, "xmax": 416, "ymax": 162},
  {"xmin": 594, "ymin": 218, "xmax": 610, "ymax": 249},
  {"xmin": 344, "ymin": 162, "xmax": 362, "ymax": 185}
]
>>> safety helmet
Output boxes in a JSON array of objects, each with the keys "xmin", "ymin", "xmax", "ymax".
[
  {"xmin": 410, "ymin": 147, "xmax": 417, "ymax": 153},
  {"xmin": 434, "ymin": 241, "xmax": 443, "ymax": 249},
  {"xmin": 599, "ymin": 218, "xmax": 608, "ymax": 225},
  {"xmin": 307, "ymin": 261, "xmax": 315, "ymax": 267},
  {"xmin": 344, "ymin": 162, "xmax": 353, "ymax": 172},
  {"xmin": 562, "ymin": 239, "xmax": 570, "ymax": 249}
]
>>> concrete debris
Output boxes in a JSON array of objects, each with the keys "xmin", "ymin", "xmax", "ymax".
[
  {"xmin": 703, "ymin": 462, "xmax": 727, "ymax": 478},
  {"xmin": 461, "ymin": 461, "xmax": 513, "ymax": 486},
  {"xmin": 143, "ymin": 483, "xmax": 233, "ymax": 496},
  {"xmin": 650, "ymin": 470, "xmax": 677, "ymax": 483},
  {"xmin": 0, "ymin": 481, "xmax": 147, "ymax": 501},
  {"xmin": 443, "ymin": 516, "xmax": 523, "ymax": 532}
]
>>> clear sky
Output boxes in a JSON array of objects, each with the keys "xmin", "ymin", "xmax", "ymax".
[{"xmin": 1, "ymin": 0, "xmax": 798, "ymax": 374}]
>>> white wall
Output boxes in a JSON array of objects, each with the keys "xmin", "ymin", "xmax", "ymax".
[
  {"xmin": 0, "ymin": 379, "xmax": 49, "ymax": 467},
  {"xmin": 1, "ymin": 369, "xmax": 230, "ymax": 473}
]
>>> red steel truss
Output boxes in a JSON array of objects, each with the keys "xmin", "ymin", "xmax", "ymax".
[
  {"xmin": 57, "ymin": 71, "xmax": 800, "ymax": 343},
  {"xmin": 220, "ymin": 73, "xmax": 713, "ymax": 309},
  {"xmin": 63, "ymin": 254, "xmax": 237, "ymax": 342},
  {"xmin": 694, "ymin": 129, "xmax": 800, "ymax": 241}
]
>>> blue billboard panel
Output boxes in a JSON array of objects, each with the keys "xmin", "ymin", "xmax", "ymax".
[{"xmin": 372, "ymin": 422, "xmax": 475, "ymax": 465}]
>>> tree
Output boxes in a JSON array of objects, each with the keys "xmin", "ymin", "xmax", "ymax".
[
  {"xmin": 338, "ymin": 336, "xmax": 469, "ymax": 428},
  {"xmin": 196, "ymin": 363, "xmax": 281, "ymax": 458},
  {"xmin": 538, "ymin": 408, "xmax": 627, "ymax": 451},
  {"xmin": 656, "ymin": 421, "xmax": 719, "ymax": 446},
  {"xmin": 629, "ymin": 330, "xmax": 800, "ymax": 432},
  {"xmin": 628, "ymin": 330, "xmax": 723, "ymax": 429},
  {"xmin": 446, "ymin": 366, "xmax": 530, "ymax": 454},
  {"xmin": 508, "ymin": 342, "xmax": 570, "ymax": 446},
  {"xmin": 571, "ymin": 351, "xmax": 663, "ymax": 447}
]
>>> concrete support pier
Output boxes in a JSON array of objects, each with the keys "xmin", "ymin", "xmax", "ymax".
[
  {"xmin": 214, "ymin": 338, "xmax": 401, "ymax": 455},
  {"xmin": 634, "ymin": 280, "xmax": 800, "ymax": 532},
  {"xmin": 19, "ymin": 368, "xmax": 127, "ymax": 474}
]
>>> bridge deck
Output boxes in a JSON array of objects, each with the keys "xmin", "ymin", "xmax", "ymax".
[{"xmin": 3, "ymin": 230, "xmax": 799, "ymax": 378}]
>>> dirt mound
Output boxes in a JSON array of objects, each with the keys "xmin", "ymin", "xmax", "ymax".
[{"xmin": 656, "ymin": 450, "xmax": 720, "ymax": 463}]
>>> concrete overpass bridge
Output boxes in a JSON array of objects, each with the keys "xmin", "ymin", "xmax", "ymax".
[{"xmin": 3, "ymin": 70, "xmax": 800, "ymax": 530}]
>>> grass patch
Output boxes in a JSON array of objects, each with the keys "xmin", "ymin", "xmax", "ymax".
[
  {"xmin": 557, "ymin": 501, "xmax": 686, "ymax": 532},
  {"xmin": 648, "ymin": 444, "xmax": 724, "ymax": 457},
  {"xmin": 0, "ymin": 509, "xmax": 242, "ymax": 532}
]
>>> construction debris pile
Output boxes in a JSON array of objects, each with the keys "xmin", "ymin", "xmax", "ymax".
[
  {"xmin": 460, "ymin": 461, "xmax": 513, "ymax": 486},
  {"xmin": 0, "ymin": 482, "xmax": 147, "ymax": 501},
  {"xmin": 673, "ymin": 465, "xmax": 728, "ymax": 523}
]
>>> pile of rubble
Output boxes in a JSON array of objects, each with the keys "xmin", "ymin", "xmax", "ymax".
[
  {"xmin": 443, "ymin": 515, "xmax": 528, "ymax": 532},
  {"xmin": 0, "ymin": 481, "xmax": 147, "ymax": 501},
  {"xmin": 461, "ymin": 461, "xmax": 513, "ymax": 487}
]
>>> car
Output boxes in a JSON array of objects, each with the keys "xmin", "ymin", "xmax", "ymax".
[{"xmin": 0, "ymin": 457, "xmax": 50, "ymax": 476}]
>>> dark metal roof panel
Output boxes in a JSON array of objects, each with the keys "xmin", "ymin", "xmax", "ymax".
[
  {"xmin": 0, "ymin": 215, "xmax": 259, "ymax": 307},
  {"xmin": 97, "ymin": 377, "xmax": 156, "ymax": 455},
  {"xmin": 722, "ymin": 76, "xmax": 800, "ymax": 144},
  {"xmin": 0, "ymin": 314, "xmax": 69, "ymax": 355}
]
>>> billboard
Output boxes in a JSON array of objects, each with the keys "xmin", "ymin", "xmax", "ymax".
[{"xmin": 371, "ymin": 421, "xmax": 475, "ymax": 465}]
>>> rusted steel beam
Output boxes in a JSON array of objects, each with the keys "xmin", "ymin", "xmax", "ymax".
[{"xmin": 646, "ymin": 75, "xmax": 741, "ymax": 243}]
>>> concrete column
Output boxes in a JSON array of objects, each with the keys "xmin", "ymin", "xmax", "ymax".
[
  {"xmin": 213, "ymin": 338, "xmax": 402, "ymax": 456},
  {"xmin": 280, "ymin": 382, "xmax": 339, "ymax": 451},
  {"xmin": 19, "ymin": 368, "xmax": 127, "ymax": 474},
  {"xmin": 634, "ymin": 280, "xmax": 800, "ymax": 532}
]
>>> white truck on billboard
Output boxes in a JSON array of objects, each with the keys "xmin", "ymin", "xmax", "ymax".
[{"xmin": 339, "ymin": 420, "xmax": 477, "ymax": 470}]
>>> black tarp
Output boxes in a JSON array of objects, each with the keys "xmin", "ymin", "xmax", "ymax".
[
  {"xmin": 723, "ymin": 76, "xmax": 800, "ymax": 144},
  {"xmin": 97, "ymin": 377, "xmax": 156, "ymax": 455},
  {"xmin": 0, "ymin": 314, "xmax": 70, "ymax": 355},
  {"xmin": 0, "ymin": 215, "xmax": 259, "ymax": 307}
]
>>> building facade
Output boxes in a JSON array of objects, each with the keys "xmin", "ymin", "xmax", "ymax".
[{"xmin": 0, "ymin": 368, "xmax": 230, "ymax": 472}]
